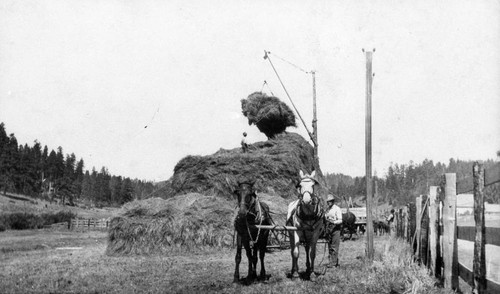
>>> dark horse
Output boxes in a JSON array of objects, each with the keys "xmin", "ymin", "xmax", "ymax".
[
  {"xmin": 341, "ymin": 211, "xmax": 357, "ymax": 240},
  {"xmin": 287, "ymin": 170, "xmax": 324, "ymax": 281},
  {"xmin": 233, "ymin": 180, "xmax": 272, "ymax": 283}
]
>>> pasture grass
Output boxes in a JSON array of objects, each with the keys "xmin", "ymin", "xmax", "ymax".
[{"xmin": 0, "ymin": 230, "xmax": 456, "ymax": 294}]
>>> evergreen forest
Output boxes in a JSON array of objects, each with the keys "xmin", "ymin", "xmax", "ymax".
[{"xmin": 0, "ymin": 123, "xmax": 155, "ymax": 207}]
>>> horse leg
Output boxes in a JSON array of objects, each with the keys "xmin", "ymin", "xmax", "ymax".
[
  {"xmin": 233, "ymin": 234, "xmax": 242, "ymax": 283},
  {"xmin": 290, "ymin": 231, "xmax": 300, "ymax": 279},
  {"xmin": 251, "ymin": 245, "xmax": 258, "ymax": 280},
  {"xmin": 258, "ymin": 243, "xmax": 266, "ymax": 280},
  {"xmin": 305, "ymin": 243, "xmax": 311, "ymax": 274},
  {"xmin": 242, "ymin": 241, "xmax": 254, "ymax": 283},
  {"xmin": 309, "ymin": 241, "xmax": 317, "ymax": 281}
]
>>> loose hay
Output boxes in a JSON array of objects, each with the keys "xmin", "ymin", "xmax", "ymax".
[
  {"xmin": 107, "ymin": 193, "xmax": 291, "ymax": 255},
  {"xmin": 107, "ymin": 194, "xmax": 236, "ymax": 255},
  {"xmin": 241, "ymin": 92, "xmax": 297, "ymax": 138},
  {"xmin": 160, "ymin": 132, "xmax": 315, "ymax": 200}
]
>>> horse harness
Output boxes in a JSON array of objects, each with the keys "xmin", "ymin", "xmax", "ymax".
[
  {"xmin": 292, "ymin": 192, "xmax": 324, "ymax": 231},
  {"xmin": 243, "ymin": 195, "xmax": 264, "ymax": 247}
]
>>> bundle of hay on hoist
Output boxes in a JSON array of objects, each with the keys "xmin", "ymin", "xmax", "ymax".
[
  {"xmin": 241, "ymin": 91, "xmax": 297, "ymax": 139},
  {"xmin": 106, "ymin": 92, "xmax": 317, "ymax": 254}
]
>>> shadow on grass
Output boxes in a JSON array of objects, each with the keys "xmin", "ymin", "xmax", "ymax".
[{"xmin": 235, "ymin": 274, "xmax": 272, "ymax": 286}]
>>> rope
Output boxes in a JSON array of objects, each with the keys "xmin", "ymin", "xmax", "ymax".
[
  {"xmin": 261, "ymin": 80, "xmax": 275, "ymax": 96},
  {"xmin": 270, "ymin": 52, "xmax": 312, "ymax": 74},
  {"xmin": 263, "ymin": 50, "xmax": 316, "ymax": 145}
]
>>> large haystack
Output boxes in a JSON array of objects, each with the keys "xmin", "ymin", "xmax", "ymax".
[
  {"xmin": 106, "ymin": 192, "xmax": 289, "ymax": 255},
  {"xmin": 107, "ymin": 92, "xmax": 317, "ymax": 255},
  {"xmin": 106, "ymin": 194, "xmax": 235, "ymax": 255},
  {"xmin": 160, "ymin": 132, "xmax": 315, "ymax": 200},
  {"xmin": 241, "ymin": 92, "xmax": 297, "ymax": 139}
]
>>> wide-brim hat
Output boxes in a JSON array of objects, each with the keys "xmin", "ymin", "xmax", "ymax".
[{"xmin": 326, "ymin": 194, "xmax": 337, "ymax": 202}]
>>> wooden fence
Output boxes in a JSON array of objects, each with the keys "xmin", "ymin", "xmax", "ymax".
[
  {"xmin": 70, "ymin": 218, "xmax": 110, "ymax": 231},
  {"xmin": 393, "ymin": 162, "xmax": 500, "ymax": 294}
]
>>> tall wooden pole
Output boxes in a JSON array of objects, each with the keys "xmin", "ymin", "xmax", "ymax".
[
  {"xmin": 311, "ymin": 71, "xmax": 321, "ymax": 175},
  {"xmin": 311, "ymin": 70, "xmax": 327, "ymax": 197},
  {"xmin": 364, "ymin": 49, "xmax": 374, "ymax": 261}
]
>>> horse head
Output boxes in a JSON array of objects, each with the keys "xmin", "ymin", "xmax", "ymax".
[
  {"xmin": 295, "ymin": 170, "xmax": 323, "ymax": 220},
  {"xmin": 234, "ymin": 180, "xmax": 257, "ymax": 217},
  {"xmin": 297, "ymin": 170, "xmax": 318, "ymax": 205}
]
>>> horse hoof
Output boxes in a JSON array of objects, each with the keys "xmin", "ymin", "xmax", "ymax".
[
  {"xmin": 309, "ymin": 274, "xmax": 316, "ymax": 282},
  {"xmin": 291, "ymin": 272, "xmax": 300, "ymax": 280},
  {"xmin": 233, "ymin": 277, "xmax": 239, "ymax": 283}
]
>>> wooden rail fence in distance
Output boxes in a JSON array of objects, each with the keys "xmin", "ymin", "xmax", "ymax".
[{"xmin": 70, "ymin": 218, "xmax": 110, "ymax": 231}]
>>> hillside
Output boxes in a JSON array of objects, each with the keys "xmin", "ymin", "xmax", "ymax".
[{"xmin": 0, "ymin": 192, "xmax": 118, "ymax": 219}]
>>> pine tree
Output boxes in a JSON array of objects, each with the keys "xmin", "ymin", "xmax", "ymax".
[
  {"xmin": 120, "ymin": 177, "xmax": 134, "ymax": 204},
  {"xmin": 74, "ymin": 159, "xmax": 84, "ymax": 199},
  {"xmin": 109, "ymin": 176, "xmax": 123, "ymax": 205}
]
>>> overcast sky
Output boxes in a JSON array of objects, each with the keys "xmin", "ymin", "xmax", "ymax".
[{"xmin": 1, "ymin": 0, "xmax": 499, "ymax": 182}]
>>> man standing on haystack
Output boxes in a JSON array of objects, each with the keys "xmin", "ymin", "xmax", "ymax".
[
  {"xmin": 324, "ymin": 194, "xmax": 342, "ymax": 268},
  {"xmin": 241, "ymin": 132, "xmax": 249, "ymax": 153}
]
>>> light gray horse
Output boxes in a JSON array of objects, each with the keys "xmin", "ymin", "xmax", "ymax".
[{"xmin": 287, "ymin": 170, "xmax": 324, "ymax": 281}]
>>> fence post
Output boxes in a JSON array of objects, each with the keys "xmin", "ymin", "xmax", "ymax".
[
  {"xmin": 472, "ymin": 162, "xmax": 486, "ymax": 294},
  {"xmin": 401, "ymin": 206, "xmax": 408, "ymax": 240},
  {"xmin": 409, "ymin": 202, "xmax": 416, "ymax": 251},
  {"xmin": 443, "ymin": 173, "xmax": 458, "ymax": 290},
  {"xmin": 429, "ymin": 186, "xmax": 440, "ymax": 277},
  {"xmin": 415, "ymin": 195, "xmax": 422, "ymax": 260},
  {"xmin": 421, "ymin": 195, "xmax": 429, "ymax": 266}
]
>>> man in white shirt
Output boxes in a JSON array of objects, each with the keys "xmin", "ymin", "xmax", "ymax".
[{"xmin": 324, "ymin": 194, "xmax": 343, "ymax": 268}]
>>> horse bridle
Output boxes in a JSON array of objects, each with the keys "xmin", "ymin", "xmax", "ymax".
[
  {"xmin": 236, "ymin": 183, "xmax": 263, "ymax": 245},
  {"xmin": 296, "ymin": 180, "xmax": 323, "ymax": 225}
]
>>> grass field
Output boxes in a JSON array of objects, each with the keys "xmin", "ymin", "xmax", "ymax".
[{"xmin": 0, "ymin": 229, "xmax": 455, "ymax": 294}]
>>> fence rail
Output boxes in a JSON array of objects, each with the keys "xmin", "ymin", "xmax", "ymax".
[
  {"xmin": 70, "ymin": 218, "xmax": 110, "ymax": 231},
  {"xmin": 394, "ymin": 162, "xmax": 500, "ymax": 294}
]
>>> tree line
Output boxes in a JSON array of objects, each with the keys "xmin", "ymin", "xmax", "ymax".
[
  {"xmin": 0, "ymin": 122, "xmax": 156, "ymax": 207},
  {"xmin": 325, "ymin": 158, "xmax": 499, "ymax": 206}
]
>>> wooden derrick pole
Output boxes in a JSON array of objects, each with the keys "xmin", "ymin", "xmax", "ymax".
[
  {"xmin": 312, "ymin": 70, "xmax": 318, "ymax": 162},
  {"xmin": 364, "ymin": 49, "xmax": 375, "ymax": 261}
]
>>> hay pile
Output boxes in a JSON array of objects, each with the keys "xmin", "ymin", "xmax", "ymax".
[
  {"xmin": 241, "ymin": 92, "xmax": 297, "ymax": 139},
  {"xmin": 106, "ymin": 192, "xmax": 289, "ymax": 255},
  {"xmin": 160, "ymin": 132, "xmax": 315, "ymax": 200},
  {"xmin": 107, "ymin": 194, "xmax": 236, "ymax": 255}
]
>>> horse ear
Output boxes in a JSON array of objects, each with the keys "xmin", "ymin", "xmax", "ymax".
[
  {"xmin": 299, "ymin": 170, "xmax": 305, "ymax": 178},
  {"xmin": 310, "ymin": 170, "xmax": 316, "ymax": 178}
]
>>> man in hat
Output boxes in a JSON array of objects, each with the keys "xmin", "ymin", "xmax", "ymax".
[
  {"xmin": 241, "ymin": 132, "xmax": 248, "ymax": 153},
  {"xmin": 386, "ymin": 209, "xmax": 395, "ymax": 236},
  {"xmin": 324, "ymin": 194, "xmax": 343, "ymax": 268}
]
